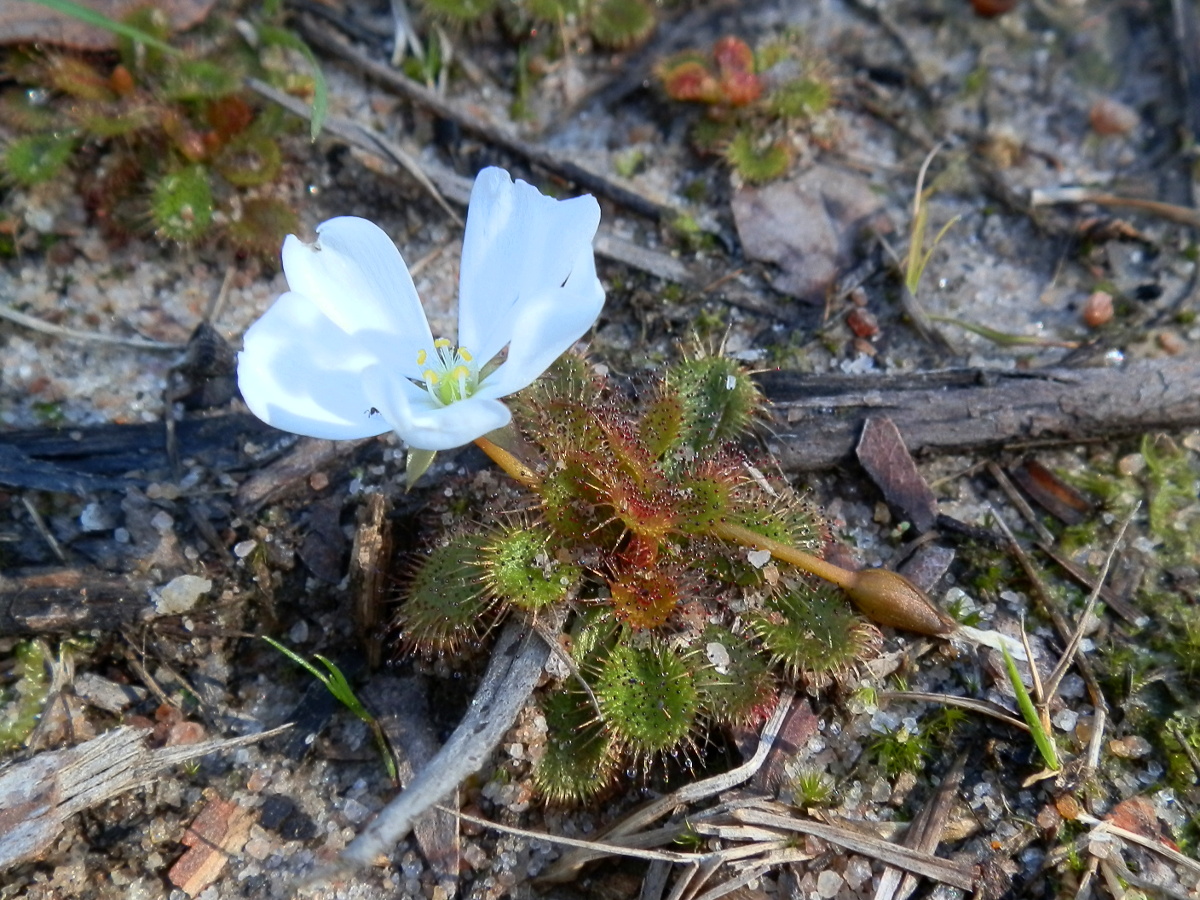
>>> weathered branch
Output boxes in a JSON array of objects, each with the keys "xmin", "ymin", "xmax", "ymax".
[{"xmin": 759, "ymin": 356, "xmax": 1200, "ymax": 471}]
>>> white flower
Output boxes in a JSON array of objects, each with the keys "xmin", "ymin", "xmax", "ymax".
[{"xmin": 236, "ymin": 167, "xmax": 604, "ymax": 451}]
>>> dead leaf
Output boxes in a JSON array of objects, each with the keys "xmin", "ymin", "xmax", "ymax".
[
  {"xmin": 0, "ymin": 0, "xmax": 217, "ymax": 49},
  {"xmin": 1010, "ymin": 459, "xmax": 1092, "ymax": 525},
  {"xmin": 731, "ymin": 164, "xmax": 885, "ymax": 302},
  {"xmin": 856, "ymin": 417, "xmax": 938, "ymax": 533}
]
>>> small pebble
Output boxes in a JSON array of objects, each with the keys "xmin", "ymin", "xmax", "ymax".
[
  {"xmin": 1081, "ymin": 291, "xmax": 1113, "ymax": 328},
  {"xmin": 167, "ymin": 721, "xmax": 206, "ymax": 746},
  {"xmin": 341, "ymin": 797, "xmax": 370, "ymax": 825},
  {"xmin": 244, "ymin": 837, "xmax": 273, "ymax": 861},
  {"xmin": 234, "ymin": 539, "xmax": 258, "ymax": 558},
  {"xmin": 817, "ymin": 870, "xmax": 844, "ymax": 898},
  {"xmin": 846, "ymin": 308, "xmax": 880, "ymax": 339},
  {"xmin": 747, "ymin": 549, "xmax": 772, "ymax": 568},
  {"xmin": 1052, "ymin": 709, "xmax": 1079, "ymax": 733},
  {"xmin": 80, "ymin": 502, "xmax": 115, "ymax": 532},
  {"xmin": 1157, "ymin": 330, "xmax": 1186, "ymax": 355},
  {"xmin": 1117, "ymin": 453, "xmax": 1145, "ymax": 476},
  {"xmin": 843, "ymin": 856, "xmax": 872, "ymax": 890},
  {"xmin": 1089, "ymin": 97, "xmax": 1140, "ymax": 136},
  {"xmin": 1108, "ymin": 735, "xmax": 1153, "ymax": 759},
  {"xmin": 309, "ymin": 472, "xmax": 329, "ymax": 490},
  {"xmin": 154, "ymin": 574, "xmax": 212, "ymax": 615},
  {"xmin": 288, "ymin": 620, "xmax": 310, "ymax": 644}
]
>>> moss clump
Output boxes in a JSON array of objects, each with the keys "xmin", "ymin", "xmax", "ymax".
[{"xmin": 0, "ymin": 641, "xmax": 50, "ymax": 753}]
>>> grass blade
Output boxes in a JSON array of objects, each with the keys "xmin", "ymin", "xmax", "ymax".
[
  {"xmin": 257, "ymin": 25, "xmax": 328, "ymax": 140},
  {"xmin": 1000, "ymin": 642, "xmax": 1060, "ymax": 770}
]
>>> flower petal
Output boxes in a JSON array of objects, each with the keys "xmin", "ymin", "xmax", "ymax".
[
  {"xmin": 282, "ymin": 216, "xmax": 432, "ymax": 380},
  {"xmin": 456, "ymin": 168, "xmax": 602, "ymax": 366},
  {"xmin": 238, "ymin": 291, "xmax": 395, "ymax": 439},
  {"xmin": 474, "ymin": 242, "xmax": 605, "ymax": 398},
  {"xmin": 363, "ymin": 366, "xmax": 513, "ymax": 451}
]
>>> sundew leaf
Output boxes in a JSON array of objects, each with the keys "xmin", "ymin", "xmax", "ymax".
[{"xmin": 26, "ymin": 0, "xmax": 181, "ymax": 56}]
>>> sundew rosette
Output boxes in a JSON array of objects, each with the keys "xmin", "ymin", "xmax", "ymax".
[{"xmin": 236, "ymin": 167, "xmax": 605, "ymax": 452}]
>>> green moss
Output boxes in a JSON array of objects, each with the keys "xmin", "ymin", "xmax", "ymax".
[
  {"xmin": 1141, "ymin": 435, "xmax": 1200, "ymax": 568},
  {"xmin": 870, "ymin": 722, "xmax": 930, "ymax": 777},
  {"xmin": 0, "ymin": 641, "xmax": 50, "ymax": 753},
  {"xmin": 787, "ymin": 765, "xmax": 834, "ymax": 807},
  {"xmin": 613, "ymin": 148, "xmax": 646, "ymax": 178}
]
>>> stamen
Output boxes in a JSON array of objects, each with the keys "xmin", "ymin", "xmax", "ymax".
[{"xmin": 418, "ymin": 339, "xmax": 481, "ymax": 406}]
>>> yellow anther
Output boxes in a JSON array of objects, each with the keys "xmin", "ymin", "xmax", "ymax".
[
  {"xmin": 434, "ymin": 338, "xmax": 452, "ymax": 348},
  {"xmin": 424, "ymin": 369, "xmax": 440, "ymax": 384},
  {"xmin": 450, "ymin": 365, "xmax": 470, "ymax": 380},
  {"xmin": 416, "ymin": 349, "xmax": 427, "ymax": 365},
  {"xmin": 459, "ymin": 348, "xmax": 473, "ymax": 362}
]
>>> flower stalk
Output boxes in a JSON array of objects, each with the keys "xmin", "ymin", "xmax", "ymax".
[
  {"xmin": 711, "ymin": 520, "xmax": 956, "ymax": 636},
  {"xmin": 474, "ymin": 436, "xmax": 541, "ymax": 490}
]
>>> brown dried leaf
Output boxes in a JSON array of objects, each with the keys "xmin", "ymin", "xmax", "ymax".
[
  {"xmin": 856, "ymin": 417, "xmax": 937, "ymax": 533},
  {"xmin": 731, "ymin": 164, "xmax": 885, "ymax": 302},
  {"xmin": 0, "ymin": 0, "xmax": 217, "ymax": 49},
  {"xmin": 1009, "ymin": 459, "xmax": 1092, "ymax": 525}
]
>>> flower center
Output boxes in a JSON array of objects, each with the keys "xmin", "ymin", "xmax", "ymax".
[{"xmin": 417, "ymin": 338, "xmax": 479, "ymax": 406}]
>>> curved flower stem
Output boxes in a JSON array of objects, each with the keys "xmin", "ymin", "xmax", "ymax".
[
  {"xmin": 711, "ymin": 520, "xmax": 856, "ymax": 587},
  {"xmin": 710, "ymin": 520, "xmax": 956, "ymax": 636},
  {"xmin": 474, "ymin": 437, "xmax": 541, "ymax": 490}
]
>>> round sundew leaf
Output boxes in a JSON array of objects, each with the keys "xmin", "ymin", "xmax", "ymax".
[{"xmin": 594, "ymin": 641, "xmax": 700, "ymax": 757}]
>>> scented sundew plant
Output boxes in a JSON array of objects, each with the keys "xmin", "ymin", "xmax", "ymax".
[{"xmin": 238, "ymin": 166, "xmax": 954, "ymax": 803}]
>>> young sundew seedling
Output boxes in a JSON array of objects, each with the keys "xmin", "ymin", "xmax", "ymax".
[
  {"xmin": 655, "ymin": 34, "xmax": 838, "ymax": 184},
  {"xmin": 396, "ymin": 351, "xmax": 952, "ymax": 802}
]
